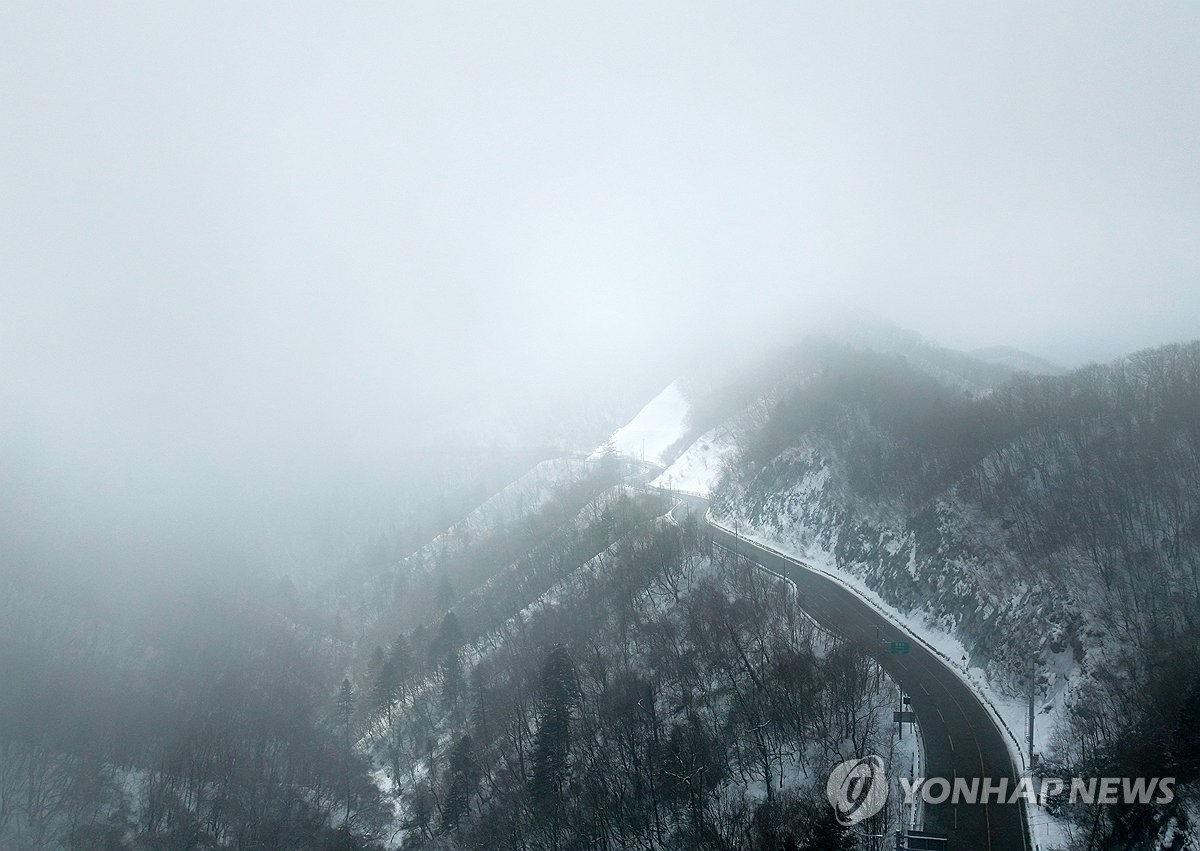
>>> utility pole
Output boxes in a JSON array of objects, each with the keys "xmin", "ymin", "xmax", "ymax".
[{"xmin": 1027, "ymin": 657, "xmax": 1036, "ymax": 770}]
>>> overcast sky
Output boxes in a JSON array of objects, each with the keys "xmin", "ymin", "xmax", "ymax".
[{"xmin": 4, "ymin": 2, "xmax": 1198, "ymax": 477}]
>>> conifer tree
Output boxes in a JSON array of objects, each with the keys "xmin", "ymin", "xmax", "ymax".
[
  {"xmin": 529, "ymin": 644, "xmax": 577, "ymax": 813},
  {"xmin": 335, "ymin": 677, "xmax": 356, "ymax": 823},
  {"xmin": 442, "ymin": 734, "xmax": 476, "ymax": 831}
]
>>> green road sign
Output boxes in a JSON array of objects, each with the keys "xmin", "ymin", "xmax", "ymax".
[{"xmin": 889, "ymin": 641, "xmax": 911, "ymax": 655}]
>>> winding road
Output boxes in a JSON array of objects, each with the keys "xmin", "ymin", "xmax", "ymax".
[{"xmin": 669, "ymin": 492, "xmax": 1031, "ymax": 851}]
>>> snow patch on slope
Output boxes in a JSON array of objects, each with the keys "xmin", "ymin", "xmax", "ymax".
[
  {"xmin": 707, "ymin": 509, "xmax": 1075, "ymax": 850},
  {"xmin": 651, "ymin": 427, "xmax": 738, "ymax": 496},
  {"xmin": 412, "ymin": 457, "xmax": 595, "ymax": 564},
  {"xmin": 969, "ymin": 345, "xmax": 1066, "ymax": 376},
  {"xmin": 592, "ymin": 380, "xmax": 690, "ymax": 465}
]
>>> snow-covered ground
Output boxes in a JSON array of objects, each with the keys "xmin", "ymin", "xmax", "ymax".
[
  {"xmin": 592, "ymin": 380, "xmax": 690, "ymax": 465},
  {"xmin": 596, "ymin": 379, "xmax": 742, "ymax": 496},
  {"xmin": 725, "ymin": 524, "xmax": 926, "ymax": 837},
  {"xmin": 650, "ymin": 426, "xmax": 738, "ymax": 496},
  {"xmin": 409, "ymin": 457, "xmax": 596, "ymax": 565},
  {"xmin": 707, "ymin": 511, "xmax": 1072, "ymax": 850}
]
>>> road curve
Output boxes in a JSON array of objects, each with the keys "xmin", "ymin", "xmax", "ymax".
[{"xmin": 670, "ymin": 493, "xmax": 1030, "ymax": 851}]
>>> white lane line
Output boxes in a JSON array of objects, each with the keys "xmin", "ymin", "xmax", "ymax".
[
  {"xmin": 949, "ymin": 734, "xmax": 955, "ymax": 752},
  {"xmin": 920, "ymin": 683, "xmax": 930, "ymax": 696},
  {"xmin": 935, "ymin": 706, "xmax": 945, "ymax": 723}
]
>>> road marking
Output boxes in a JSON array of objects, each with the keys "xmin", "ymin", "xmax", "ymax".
[
  {"xmin": 928, "ymin": 669, "xmax": 996, "ymax": 851},
  {"xmin": 948, "ymin": 733, "xmax": 955, "ymax": 751},
  {"xmin": 706, "ymin": 506, "xmax": 1021, "ymax": 851},
  {"xmin": 935, "ymin": 706, "xmax": 945, "ymax": 723}
]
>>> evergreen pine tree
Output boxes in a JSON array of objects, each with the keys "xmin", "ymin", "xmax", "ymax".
[
  {"xmin": 801, "ymin": 808, "xmax": 855, "ymax": 850},
  {"xmin": 468, "ymin": 666, "xmax": 492, "ymax": 742},
  {"xmin": 435, "ymin": 612, "xmax": 467, "ymax": 717},
  {"xmin": 372, "ymin": 658, "xmax": 400, "ymax": 723},
  {"xmin": 437, "ymin": 611, "xmax": 464, "ymax": 652},
  {"xmin": 336, "ymin": 677, "xmax": 356, "ymax": 734},
  {"xmin": 367, "ymin": 645, "xmax": 386, "ymax": 682},
  {"xmin": 389, "ymin": 633, "xmax": 415, "ymax": 701},
  {"xmin": 335, "ymin": 677, "xmax": 356, "ymax": 823},
  {"xmin": 441, "ymin": 651, "xmax": 465, "ymax": 716},
  {"xmin": 529, "ymin": 644, "xmax": 577, "ymax": 813},
  {"xmin": 442, "ymin": 734, "xmax": 476, "ymax": 832}
]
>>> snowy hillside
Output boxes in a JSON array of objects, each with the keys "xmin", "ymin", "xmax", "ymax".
[
  {"xmin": 650, "ymin": 426, "xmax": 739, "ymax": 496},
  {"xmin": 968, "ymin": 345, "xmax": 1066, "ymax": 375},
  {"xmin": 591, "ymin": 380, "xmax": 690, "ymax": 465},
  {"xmin": 704, "ymin": 339, "xmax": 1200, "ymax": 849},
  {"xmin": 410, "ymin": 457, "xmax": 597, "ymax": 564}
]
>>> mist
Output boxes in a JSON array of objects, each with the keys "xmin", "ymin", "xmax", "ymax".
[
  {"xmin": 5, "ymin": 8, "xmax": 1200, "ymax": 849},
  {"xmin": 3, "ymin": 2, "xmax": 1198, "ymax": 578}
]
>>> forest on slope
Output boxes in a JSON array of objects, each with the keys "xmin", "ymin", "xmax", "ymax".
[
  {"xmin": 1, "ymin": 441, "xmax": 909, "ymax": 850},
  {"xmin": 709, "ymin": 339, "xmax": 1200, "ymax": 848},
  {"xmin": 0, "ymin": 448, "xmax": 560, "ymax": 849},
  {"xmin": 357, "ymin": 490, "xmax": 904, "ymax": 850}
]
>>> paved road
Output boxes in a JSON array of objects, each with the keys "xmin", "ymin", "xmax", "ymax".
[{"xmin": 670, "ymin": 493, "xmax": 1030, "ymax": 851}]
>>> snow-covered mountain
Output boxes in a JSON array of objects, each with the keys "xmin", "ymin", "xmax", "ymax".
[
  {"xmin": 611, "ymin": 329, "xmax": 1200, "ymax": 848},
  {"xmin": 968, "ymin": 345, "xmax": 1067, "ymax": 376},
  {"xmin": 590, "ymin": 380, "xmax": 691, "ymax": 466}
]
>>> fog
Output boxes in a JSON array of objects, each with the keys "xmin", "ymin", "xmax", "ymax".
[{"xmin": 3, "ymin": 3, "xmax": 1198, "ymax": 578}]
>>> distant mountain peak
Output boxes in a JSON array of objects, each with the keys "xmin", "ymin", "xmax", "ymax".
[{"xmin": 967, "ymin": 346, "xmax": 1066, "ymax": 375}]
